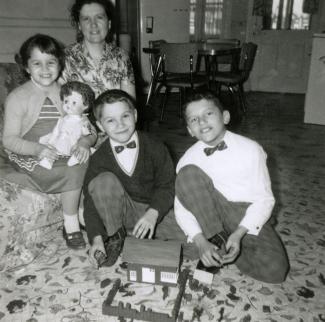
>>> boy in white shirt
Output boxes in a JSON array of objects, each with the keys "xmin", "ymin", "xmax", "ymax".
[{"xmin": 174, "ymin": 92, "xmax": 289, "ymax": 283}]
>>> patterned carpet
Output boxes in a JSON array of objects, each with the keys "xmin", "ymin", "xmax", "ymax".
[{"xmin": 1, "ymin": 92, "xmax": 325, "ymax": 322}]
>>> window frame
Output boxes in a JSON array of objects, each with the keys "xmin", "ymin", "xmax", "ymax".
[{"xmin": 189, "ymin": 0, "xmax": 224, "ymax": 42}]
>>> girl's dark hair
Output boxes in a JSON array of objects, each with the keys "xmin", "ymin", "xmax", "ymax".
[
  {"xmin": 94, "ymin": 89, "xmax": 135, "ymax": 121},
  {"xmin": 70, "ymin": 0, "xmax": 115, "ymax": 43},
  {"xmin": 15, "ymin": 34, "xmax": 65, "ymax": 75},
  {"xmin": 183, "ymin": 90, "xmax": 225, "ymax": 117},
  {"xmin": 60, "ymin": 81, "xmax": 95, "ymax": 113}
]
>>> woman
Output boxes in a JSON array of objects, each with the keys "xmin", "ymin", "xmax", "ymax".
[{"xmin": 61, "ymin": 0, "xmax": 136, "ymax": 98}]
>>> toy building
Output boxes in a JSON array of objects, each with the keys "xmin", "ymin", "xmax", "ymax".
[{"xmin": 122, "ymin": 237, "xmax": 182, "ymax": 286}]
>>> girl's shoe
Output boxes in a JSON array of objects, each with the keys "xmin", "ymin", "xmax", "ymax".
[{"xmin": 63, "ymin": 228, "xmax": 86, "ymax": 250}]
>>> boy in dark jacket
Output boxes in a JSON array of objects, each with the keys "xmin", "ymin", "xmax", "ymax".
[{"xmin": 83, "ymin": 89, "xmax": 187, "ymax": 267}]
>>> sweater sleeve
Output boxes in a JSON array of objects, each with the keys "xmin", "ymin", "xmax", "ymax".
[
  {"xmin": 149, "ymin": 141, "xmax": 176, "ymax": 222},
  {"xmin": 2, "ymin": 91, "xmax": 41, "ymax": 155}
]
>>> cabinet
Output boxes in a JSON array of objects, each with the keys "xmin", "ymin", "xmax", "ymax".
[{"xmin": 304, "ymin": 34, "xmax": 325, "ymax": 125}]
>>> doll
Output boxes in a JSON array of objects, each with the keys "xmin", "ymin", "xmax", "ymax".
[{"xmin": 39, "ymin": 81, "xmax": 95, "ymax": 169}]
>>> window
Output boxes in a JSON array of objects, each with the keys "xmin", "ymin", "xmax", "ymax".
[
  {"xmin": 254, "ymin": 0, "xmax": 311, "ymax": 30},
  {"xmin": 190, "ymin": 0, "xmax": 224, "ymax": 41},
  {"xmin": 272, "ymin": 0, "xmax": 310, "ymax": 29},
  {"xmin": 160, "ymin": 271, "xmax": 178, "ymax": 284}
]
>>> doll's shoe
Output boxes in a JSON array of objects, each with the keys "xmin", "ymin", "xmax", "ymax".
[
  {"xmin": 102, "ymin": 227, "xmax": 126, "ymax": 267},
  {"xmin": 67, "ymin": 155, "xmax": 79, "ymax": 166},
  {"xmin": 63, "ymin": 228, "xmax": 86, "ymax": 250},
  {"xmin": 39, "ymin": 158, "xmax": 53, "ymax": 169}
]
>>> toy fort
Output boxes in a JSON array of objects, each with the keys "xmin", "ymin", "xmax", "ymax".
[
  {"xmin": 102, "ymin": 237, "xmax": 189, "ymax": 322},
  {"xmin": 102, "ymin": 270, "xmax": 189, "ymax": 322},
  {"xmin": 122, "ymin": 237, "xmax": 182, "ymax": 286}
]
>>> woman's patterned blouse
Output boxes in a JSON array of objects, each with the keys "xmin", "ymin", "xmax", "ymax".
[{"xmin": 61, "ymin": 42, "xmax": 135, "ymax": 97}]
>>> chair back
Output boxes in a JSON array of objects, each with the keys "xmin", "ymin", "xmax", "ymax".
[
  {"xmin": 238, "ymin": 42, "xmax": 258, "ymax": 81},
  {"xmin": 160, "ymin": 42, "xmax": 201, "ymax": 74}
]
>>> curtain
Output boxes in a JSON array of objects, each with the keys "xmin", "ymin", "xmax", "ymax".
[{"xmin": 190, "ymin": 0, "xmax": 223, "ymax": 42}]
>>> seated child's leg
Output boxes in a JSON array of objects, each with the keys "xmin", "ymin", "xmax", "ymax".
[
  {"xmin": 87, "ymin": 172, "xmax": 137, "ymax": 236},
  {"xmin": 175, "ymin": 164, "xmax": 225, "ymax": 238},
  {"xmin": 61, "ymin": 188, "xmax": 82, "ymax": 233},
  {"xmin": 207, "ymin": 189, "xmax": 289, "ymax": 283},
  {"xmin": 235, "ymin": 223, "xmax": 289, "ymax": 283},
  {"xmin": 61, "ymin": 188, "xmax": 86, "ymax": 249}
]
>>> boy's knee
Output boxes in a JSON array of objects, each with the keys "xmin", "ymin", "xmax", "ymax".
[
  {"xmin": 248, "ymin": 250, "xmax": 289, "ymax": 284},
  {"xmin": 263, "ymin": 252, "xmax": 289, "ymax": 284},
  {"xmin": 176, "ymin": 165, "xmax": 214, "ymax": 197},
  {"xmin": 88, "ymin": 172, "xmax": 123, "ymax": 197},
  {"xmin": 176, "ymin": 165, "xmax": 207, "ymax": 190},
  {"xmin": 177, "ymin": 164, "xmax": 203, "ymax": 180}
]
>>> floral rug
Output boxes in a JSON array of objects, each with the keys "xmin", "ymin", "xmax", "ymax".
[{"xmin": 1, "ymin": 92, "xmax": 325, "ymax": 322}]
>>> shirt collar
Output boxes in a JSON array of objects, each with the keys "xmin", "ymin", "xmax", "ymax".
[
  {"xmin": 110, "ymin": 132, "xmax": 138, "ymax": 149},
  {"xmin": 200, "ymin": 130, "xmax": 230, "ymax": 149}
]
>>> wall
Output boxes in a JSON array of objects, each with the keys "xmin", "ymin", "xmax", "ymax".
[
  {"xmin": 229, "ymin": 0, "xmax": 248, "ymax": 44},
  {"xmin": 0, "ymin": 0, "xmax": 75, "ymax": 62},
  {"xmin": 310, "ymin": 0, "xmax": 325, "ymax": 32}
]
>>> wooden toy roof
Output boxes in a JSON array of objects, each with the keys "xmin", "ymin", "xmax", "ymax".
[{"xmin": 122, "ymin": 237, "xmax": 181, "ymax": 267}]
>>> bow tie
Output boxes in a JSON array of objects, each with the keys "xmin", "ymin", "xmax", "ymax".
[
  {"xmin": 204, "ymin": 141, "xmax": 227, "ymax": 156},
  {"xmin": 114, "ymin": 140, "xmax": 136, "ymax": 153}
]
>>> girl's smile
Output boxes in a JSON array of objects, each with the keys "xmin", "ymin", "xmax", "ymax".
[{"xmin": 26, "ymin": 48, "xmax": 60, "ymax": 89}]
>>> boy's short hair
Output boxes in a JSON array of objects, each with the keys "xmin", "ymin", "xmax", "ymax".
[
  {"xmin": 183, "ymin": 91, "xmax": 224, "ymax": 118},
  {"xmin": 93, "ymin": 89, "xmax": 135, "ymax": 121},
  {"xmin": 60, "ymin": 81, "xmax": 95, "ymax": 112}
]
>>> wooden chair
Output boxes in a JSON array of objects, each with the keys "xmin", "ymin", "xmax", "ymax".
[
  {"xmin": 158, "ymin": 42, "xmax": 209, "ymax": 121},
  {"xmin": 141, "ymin": 54, "xmax": 164, "ymax": 130},
  {"xmin": 213, "ymin": 42, "xmax": 258, "ymax": 113}
]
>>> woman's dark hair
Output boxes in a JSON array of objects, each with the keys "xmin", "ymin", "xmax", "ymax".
[
  {"xmin": 70, "ymin": 0, "xmax": 115, "ymax": 43},
  {"xmin": 93, "ymin": 89, "xmax": 135, "ymax": 121},
  {"xmin": 16, "ymin": 34, "xmax": 65, "ymax": 72},
  {"xmin": 60, "ymin": 81, "xmax": 95, "ymax": 113}
]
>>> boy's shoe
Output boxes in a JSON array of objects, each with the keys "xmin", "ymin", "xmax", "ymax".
[
  {"xmin": 63, "ymin": 228, "xmax": 86, "ymax": 250},
  {"xmin": 102, "ymin": 227, "xmax": 126, "ymax": 267},
  {"xmin": 196, "ymin": 230, "xmax": 229, "ymax": 275}
]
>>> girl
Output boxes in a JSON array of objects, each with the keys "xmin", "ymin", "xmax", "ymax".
[{"xmin": 1, "ymin": 34, "xmax": 97, "ymax": 250}]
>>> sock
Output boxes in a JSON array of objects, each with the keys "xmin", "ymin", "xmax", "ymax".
[{"xmin": 63, "ymin": 213, "xmax": 80, "ymax": 233}]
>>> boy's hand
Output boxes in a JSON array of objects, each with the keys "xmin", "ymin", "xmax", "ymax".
[
  {"xmin": 221, "ymin": 226, "xmax": 248, "ymax": 264},
  {"xmin": 88, "ymin": 235, "xmax": 106, "ymax": 267},
  {"xmin": 133, "ymin": 208, "xmax": 158, "ymax": 239},
  {"xmin": 193, "ymin": 233, "xmax": 223, "ymax": 267}
]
